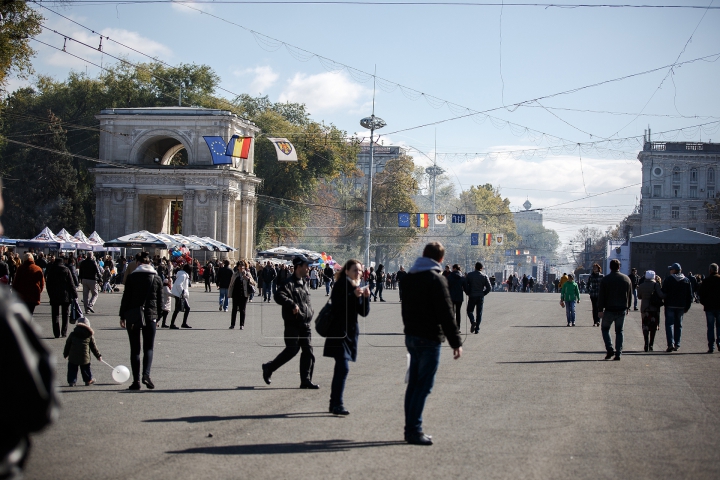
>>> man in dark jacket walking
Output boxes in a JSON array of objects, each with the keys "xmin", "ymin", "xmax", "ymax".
[
  {"xmin": 216, "ymin": 260, "xmax": 234, "ymax": 312},
  {"xmin": 587, "ymin": 264, "xmax": 604, "ymax": 327},
  {"xmin": 698, "ymin": 263, "xmax": 720, "ymax": 353},
  {"xmin": 463, "ymin": 262, "xmax": 491, "ymax": 334},
  {"xmin": 662, "ymin": 262, "xmax": 693, "ymax": 352},
  {"xmin": 396, "ymin": 266, "xmax": 407, "ymax": 302},
  {"xmin": 46, "ymin": 257, "xmax": 78, "ymax": 338},
  {"xmin": 261, "ymin": 262, "xmax": 277, "ymax": 302},
  {"xmin": 446, "ymin": 265, "xmax": 466, "ymax": 329},
  {"xmin": 262, "ymin": 256, "xmax": 318, "ymax": 389},
  {"xmin": 598, "ymin": 259, "xmax": 632, "ymax": 360},
  {"xmin": 78, "ymin": 253, "xmax": 101, "ymax": 314},
  {"xmin": 401, "ymin": 242, "xmax": 462, "ymax": 446},
  {"xmin": 629, "ymin": 268, "xmax": 640, "ymax": 311}
]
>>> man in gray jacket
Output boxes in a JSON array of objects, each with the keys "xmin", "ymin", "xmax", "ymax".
[
  {"xmin": 598, "ymin": 259, "xmax": 632, "ymax": 360},
  {"xmin": 463, "ymin": 262, "xmax": 491, "ymax": 334}
]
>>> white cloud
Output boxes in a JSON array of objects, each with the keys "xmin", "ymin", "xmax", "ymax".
[
  {"xmin": 234, "ymin": 66, "xmax": 279, "ymax": 94},
  {"xmin": 278, "ymin": 71, "xmax": 372, "ymax": 115}
]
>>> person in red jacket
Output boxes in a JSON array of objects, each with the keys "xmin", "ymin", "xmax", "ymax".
[{"xmin": 12, "ymin": 253, "xmax": 45, "ymax": 315}]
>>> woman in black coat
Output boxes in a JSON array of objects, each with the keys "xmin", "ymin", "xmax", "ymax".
[
  {"xmin": 45, "ymin": 257, "xmax": 78, "ymax": 338},
  {"xmin": 323, "ymin": 259, "xmax": 370, "ymax": 415}
]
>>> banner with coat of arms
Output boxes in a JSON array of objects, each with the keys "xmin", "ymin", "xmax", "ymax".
[
  {"xmin": 434, "ymin": 214, "xmax": 446, "ymax": 226},
  {"xmin": 267, "ymin": 137, "xmax": 298, "ymax": 162}
]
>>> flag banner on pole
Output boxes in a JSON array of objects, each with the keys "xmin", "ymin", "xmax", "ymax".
[
  {"xmin": 225, "ymin": 135, "xmax": 252, "ymax": 159},
  {"xmin": 416, "ymin": 213, "xmax": 429, "ymax": 228},
  {"xmin": 203, "ymin": 136, "xmax": 232, "ymax": 165},
  {"xmin": 483, "ymin": 233, "xmax": 492, "ymax": 246},
  {"xmin": 451, "ymin": 214, "xmax": 466, "ymax": 224},
  {"xmin": 515, "ymin": 249, "xmax": 522, "ymax": 255},
  {"xmin": 526, "ymin": 256, "xmax": 532, "ymax": 263},
  {"xmin": 523, "ymin": 249, "xmax": 530, "ymax": 255},
  {"xmin": 267, "ymin": 138, "xmax": 298, "ymax": 161},
  {"xmin": 495, "ymin": 234, "xmax": 504, "ymax": 245},
  {"xmin": 398, "ymin": 213, "xmax": 411, "ymax": 227},
  {"xmin": 532, "ymin": 256, "xmax": 537, "ymax": 263},
  {"xmin": 434, "ymin": 214, "xmax": 447, "ymax": 225},
  {"xmin": 470, "ymin": 233, "xmax": 479, "ymax": 245},
  {"xmin": 505, "ymin": 250, "xmax": 513, "ymax": 256}
]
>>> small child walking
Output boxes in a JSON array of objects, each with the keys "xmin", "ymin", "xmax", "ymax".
[
  {"xmin": 160, "ymin": 278, "xmax": 172, "ymax": 328},
  {"xmin": 102, "ymin": 265, "xmax": 113, "ymax": 293},
  {"xmin": 63, "ymin": 318, "xmax": 102, "ymax": 386}
]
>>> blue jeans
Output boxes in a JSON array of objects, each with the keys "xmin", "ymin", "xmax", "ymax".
[
  {"xmin": 706, "ymin": 310, "xmax": 720, "ymax": 350},
  {"xmin": 67, "ymin": 362, "xmax": 92, "ymax": 385},
  {"xmin": 325, "ymin": 280, "xmax": 332, "ymax": 295},
  {"xmin": 665, "ymin": 307, "xmax": 684, "ymax": 348},
  {"xmin": 466, "ymin": 296, "xmax": 484, "ymax": 330},
  {"xmin": 565, "ymin": 301, "xmax": 576, "ymax": 324},
  {"xmin": 330, "ymin": 357, "xmax": 350, "ymax": 409},
  {"xmin": 601, "ymin": 311, "xmax": 626, "ymax": 354},
  {"xmin": 633, "ymin": 289, "xmax": 638, "ymax": 309},
  {"xmin": 263, "ymin": 281, "xmax": 273, "ymax": 301},
  {"xmin": 218, "ymin": 288, "xmax": 229, "ymax": 310},
  {"xmin": 404, "ymin": 335, "xmax": 441, "ymax": 437}
]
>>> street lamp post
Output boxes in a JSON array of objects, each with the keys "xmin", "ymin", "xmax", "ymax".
[{"xmin": 360, "ymin": 114, "xmax": 386, "ymax": 270}]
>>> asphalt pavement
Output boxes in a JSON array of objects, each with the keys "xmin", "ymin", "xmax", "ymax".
[{"xmin": 23, "ymin": 284, "xmax": 720, "ymax": 480}]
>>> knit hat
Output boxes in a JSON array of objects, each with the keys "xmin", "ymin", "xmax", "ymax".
[
  {"xmin": 645, "ymin": 270, "xmax": 655, "ymax": 280},
  {"xmin": 77, "ymin": 317, "xmax": 91, "ymax": 328}
]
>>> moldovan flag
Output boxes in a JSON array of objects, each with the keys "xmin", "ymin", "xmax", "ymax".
[
  {"xmin": 416, "ymin": 213, "xmax": 429, "ymax": 228},
  {"xmin": 267, "ymin": 138, "xmax": 298, "ymax": 162},
  {"xmin": 434, "ymin": 214, "xmax": 447, "ymax": 226},
  {"xmin": 482, "ymin": 233, "xmax": 492, "ymax": 246},
  {"xmin": 226, "ymin": 135, "xmax": 252, "ymax": 159},
  {"xmin": 495, "ymin": 234, "xmax": 504, "ymax": 245}
]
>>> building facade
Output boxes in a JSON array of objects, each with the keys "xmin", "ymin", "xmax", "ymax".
[
  {"xmin": 92, "ymin": 107, "xmax": 261, "ymax": 258},
  {"xmin": 635, "ymin": 141, "xmax": 720, "ymax": 236}
]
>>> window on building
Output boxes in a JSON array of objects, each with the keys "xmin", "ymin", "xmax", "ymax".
[
  {"xmin": 671, "ymin": 206, "xmax": 680, "ymax": 219},
  {"xmin": 653, "ymin": 184, "xmax": 662, "ymax": 197},
  {"xmin": 652, "ymin": 206, "xmax": 661, "ymax": 219},
  {"xmin": 708, "ymin": 228, "xmax": 715, "ymax": 236},
  {"xmin": 709, "ymin": 187, "xmax": 716, "ymax": 199},
  {"xmin": 709, "ymin": 168, "xmax": 716, "ymax": 184},
  {"xmin": 689, "ymin": 207, "xmax": 697, "ymax": 219},
  {"xmin": 673, "ymin": 166, "xmax": 681, "ymax": 182},
  {"xmin": 690, "ymin": 168, "xmax": 698, "ymax": 182},
  {"xmin": 689, "ymin": 185, "xmax": 697, "ymax": 198},
  {"xmin": 673, "ymin": 185, "xmax": 680, "ymax": 197}
]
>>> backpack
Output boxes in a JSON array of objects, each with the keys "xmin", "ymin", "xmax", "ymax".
[{"xmin": 650, "ymin": 285, "xmax": 664, "ymax": 308}]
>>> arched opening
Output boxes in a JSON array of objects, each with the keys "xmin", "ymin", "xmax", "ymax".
[{"xmin": 137, "ymin": 136, "xmax": 189, "ymax": 166}]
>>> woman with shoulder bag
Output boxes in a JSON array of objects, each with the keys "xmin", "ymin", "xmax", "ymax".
[
  {"xmin": 323, "ymin": 259, "xmax": 371, "ymax": 415},
  {"xmin": 228, "ymin": 260, "xmax": 256, "ymax": 329},
  {"xmin": 169, "ymin": 264, "xmax": 192, "ymax": 329},
  {"xmin": 119, "ymin": 252, "xmax": 163, "ymax": 390},
  {"xmin": 637, "ymin": 270, "xmax": 665, "ymax": 352},
  {"xmin": 46, "ymin": 257, "xmax": 78, "ymax": 338}
]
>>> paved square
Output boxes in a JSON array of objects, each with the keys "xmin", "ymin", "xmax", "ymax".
[{"xmin": 24, "ymin": 286, "xmax": 720, "ymax": 479}]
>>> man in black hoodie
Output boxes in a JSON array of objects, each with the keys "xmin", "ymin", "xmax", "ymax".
[
  {"xmin": 401, "ymin": 242, "xmax": 462, "ymax": 446},
  {"xmin": 699, "ymin": 263, "xmax": 720, "ymax": 353},
  {"xmin": 661, "ymin": 262, "xmax": 693, "ymax": 353}
]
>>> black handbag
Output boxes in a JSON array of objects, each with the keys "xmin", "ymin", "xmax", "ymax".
[
  {"xmin": 650, "ymin": 285, "xmax": 664, "ymax": 308},
  {"xmin": 314, "ymin": 298, "xmax": 333, "ymax": 337}
]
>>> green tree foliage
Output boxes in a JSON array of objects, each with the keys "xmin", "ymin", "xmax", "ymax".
[
  {"xmin": 0, "ymin": 1, "xmax": 42, "ymax": 94},
  {"xmin": 515, "ymin": 218, "xmax": 560, "ymax": 261}
]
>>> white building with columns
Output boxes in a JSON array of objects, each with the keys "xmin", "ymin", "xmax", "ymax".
[{"xmin": 92, "ymin": 107, "xmax": 261, "ymax": 258}]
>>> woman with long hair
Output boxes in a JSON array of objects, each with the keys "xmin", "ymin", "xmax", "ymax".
[
  {"xmin": 323, "ymin": 259, "xmax": 371, "ymax": 415},
  {"xmin": 228, "ymin": 260, "xmax": 256, "ymax": 329},
  {"xmin": 374, "ymin": 264, "xmax": 386, "ymax": 302}
]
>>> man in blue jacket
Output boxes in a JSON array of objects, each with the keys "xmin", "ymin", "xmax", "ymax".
[{"xmin": 662, "ymin": 262, "xmax": 694, "ymax": 352}]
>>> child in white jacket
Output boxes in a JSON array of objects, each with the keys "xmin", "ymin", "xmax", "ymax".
[{"xmin": 160, "ymin": 278, "xmax": 172, "ymax": 328}]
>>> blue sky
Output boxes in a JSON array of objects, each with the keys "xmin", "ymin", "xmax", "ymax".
[{"xmin": 11, "ymin": 0, "xmax": 720, "ymax": 243}]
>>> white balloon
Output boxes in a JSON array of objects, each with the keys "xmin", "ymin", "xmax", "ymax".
[{"xmin": 112, "ymin": 365, "xmax": 130, "ymax": 383}]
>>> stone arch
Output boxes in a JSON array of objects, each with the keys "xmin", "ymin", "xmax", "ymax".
[{"xmin": 129, "ymin": 129, "xmax": 194, "ymax": 165}]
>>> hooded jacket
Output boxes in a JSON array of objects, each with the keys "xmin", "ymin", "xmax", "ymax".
[
  {"xmin": 274, "ymin": 272, "xmax": 314, "ymax": 328},
  {"xmin": 171, "ymin": 270, "xmax": 190, "ymax": 299},
  {"xmin": 662, "ymin": 273, "xmax": 693, "ymax": 311},
  {"xmin": 63, "ymin": 322, "xmax": 101, "ymax": 365},
  {"xmin": 561, "ymin": 280, "xmax": 580, "ymax": 302},
  {"xmin": 401, "ymin": 257, "xmax": 462, "ymax": 349},
  {"xmin": 13, "ymin": 260, "xmax": 45, "ymax": 306},
  {"xmin": 119, "ymin": 264, "xmax": 163, "ymax": 321}
]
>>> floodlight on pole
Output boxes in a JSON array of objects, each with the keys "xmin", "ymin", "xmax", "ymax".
[{"xmin": 360, "ymin": 114, "xmax": 386, "ymax": 270}]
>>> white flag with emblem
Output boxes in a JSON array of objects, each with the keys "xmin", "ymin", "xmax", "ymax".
[
  {"xmin": 267, "ymin": 137, "xmax": 298, "ymax": 162},
  {"xmin": 495, "ymin": 233, "xmax": 504, "ymax": 245},
  {"xmin": 434, "ymin": 214, "xmax": 447, "ymax": 225}
]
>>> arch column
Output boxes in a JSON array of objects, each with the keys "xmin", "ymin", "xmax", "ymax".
[
  {"xmin": 182, "ymin": 190, "xmax": 195, "ymax": 236},
  {"xmin": 124, "ymin": 189, "xmax": 136, "ymax": 233}
]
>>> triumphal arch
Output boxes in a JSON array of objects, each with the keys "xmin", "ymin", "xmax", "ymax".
[{"xmin": 92, "ymin": 107, "xmax": 261, "ymax": 258}]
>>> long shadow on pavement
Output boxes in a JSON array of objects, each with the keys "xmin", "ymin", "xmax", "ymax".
[
  {"xmin": 498, "ymin": 359, "xmax": 602, "ymax": 364},
  {"xmin": 146, "ymin": 412, "xmax": 333, "ymax": 423},
  {"xmin": 167, "ymin": 439, "xmax": 406, "ymax": 455}
]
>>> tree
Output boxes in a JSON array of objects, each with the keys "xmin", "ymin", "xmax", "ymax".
[
  {"xmin": 0, "ymin": 1, "xmax": 42, "ymax": 95},
  {"xmin": 570, "ymin": 226, "xmax": 608, "ymax": 272},
  {"xmin": 515, "ymin": 219, "xmax": 560, "ymax": 261},
  {"xmin": 705, "ymin": 197, "xmax": 720, "ymax": 232}
]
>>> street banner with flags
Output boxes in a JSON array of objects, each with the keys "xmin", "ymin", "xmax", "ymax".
[
  {"xmin": 203, "ymin": 136, "xmax": 232, "ymax": 165},
  {"xmin": 495, "ymin": 234, "xmax": 504, "ymax": 245},
  {"xmin": 505, "ymin": 249, "xmax": 513, "ymax": 256},
  {"xmin": 523, "ymin": 249, "xmax": 530, "ymax": 255},
  {"xmin": 267, "ymin": 138, "xmax": 298, "ymax": 161},
  {"xmin": 527, "ymin": 256, "xmax": 532, "ymax": 263},
  {"xmin": 483, "ymin": 233, "xmax": 492, "ymax": 246},
  {"xmin": 225, "ymin": 135, "xmax": 252, "ymax": 159},
  {"xmin": 434, "ymin": 214, "xmax": 447, "ymax": 226},
  {"xmin": 532, "ymin": 256, "xmax": 537, "ymax": 263},
  {"xmin": 515, "ymin": 249, "xmax": 522, "ymax": 255},
  {"xmin": 416, "ymin": 213, "xmax": 429, "ymax": 228},
  {"xmin": 451, "ymin": 214, "xmax": 466, "ymax": 224},
  {"xmin": 398, "ymin": 212, "xmax": 411, "ymax": 227},
  {"xmin": 470, "ymin": 233, "xmax": 479, "ymax": 245}
]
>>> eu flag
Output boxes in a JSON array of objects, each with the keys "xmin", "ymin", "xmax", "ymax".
[
  {"xmin": 470, "ymin": 233, "xmax": 479, "ymax": 245},
  {"xmin": 398, "ymin": 212, "xmax": 411, "ymax": 227},
  {"xmin": 203, "ymin": 136, "xmax": 232, "ymax": 165}
]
